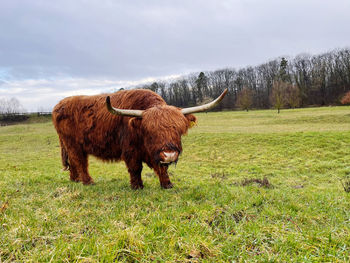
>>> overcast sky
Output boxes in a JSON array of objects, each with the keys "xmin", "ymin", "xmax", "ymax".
[{"xmin": 1, "ymin": 0, "xmax": 349, "ymax": 111}]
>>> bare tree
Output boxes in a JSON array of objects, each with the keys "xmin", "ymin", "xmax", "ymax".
[
  {"xmin": 270, "ymin": 81, "xmax": 287, "ymax": 113},
  {"xmin": 285, "ymin": 84, "xmax": 301, "ymax": 108},
  {"xmin": 236, "ymin": 87, "xmax": 253, "ymax": 111},
  {"xmin": 0, "ymin": 97, "xmax": 25, "ymax": 114}
]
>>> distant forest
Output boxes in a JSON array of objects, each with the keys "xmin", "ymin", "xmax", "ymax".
[{"xmin": 136, "ymin": 48, "xmax": 350, "ymax": 111}]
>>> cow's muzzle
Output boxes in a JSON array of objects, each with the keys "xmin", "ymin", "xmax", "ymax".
[{"xmin": 160, "ymin": 151, "xmax": 179, "ymax": 165}]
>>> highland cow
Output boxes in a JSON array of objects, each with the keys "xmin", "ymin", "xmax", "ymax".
[{"xmin": 52, "ymin": 88, "xmax": 227, "ymax": 189}]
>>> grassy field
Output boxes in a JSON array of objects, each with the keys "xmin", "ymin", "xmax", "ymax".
[{"xmin": 1, "ymin": 106, "xmax": 350, "ymax": 262}]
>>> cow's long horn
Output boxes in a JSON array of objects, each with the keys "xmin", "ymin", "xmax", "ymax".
[
  {"xmin": 106, "ymin": 96, "xmax": 143, "ymax": 117},
  {"xmin": 181, "ymin": 89, "xmax": 228, "ymax": 115}
]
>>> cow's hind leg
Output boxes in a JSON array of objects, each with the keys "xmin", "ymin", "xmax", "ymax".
[
  {"xmin": 66, "ymin": 145, "xmax": 94, "ymax": 185},
  {"xmin": 124, "ymin": 155, "xmax": 143, "ymax": 189},
  {"xmin": 59, "ymin": 138, "xmax": 70, "ymax": 171},
  {"xmin": 129, "ymin": 164, "xmax": 143, "ymax": 189}
]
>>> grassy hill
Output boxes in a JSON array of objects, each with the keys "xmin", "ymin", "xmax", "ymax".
[{"xmin": 1, "ymin": 107, "xmax": 350, "ymax": 262}]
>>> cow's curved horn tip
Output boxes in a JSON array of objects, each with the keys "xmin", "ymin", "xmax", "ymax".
[{"xmin": 220, "ymin": 89, "xmax": 228, "ymax": 98}]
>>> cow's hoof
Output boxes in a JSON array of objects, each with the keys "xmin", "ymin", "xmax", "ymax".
[
  {"xmin": 131, "ymin": 183, "xmax": 144, "ymax": 190},
  {"xmin": 161, "ymin": 182, "xmax": 173, "ymax": 189},
  {"xmin": 70, "ymin": 177, "xmax": 80, "ymax": 183},
  {"xmin": 83, "ymin": 179, "xmax": 95, "ymax": 185}
]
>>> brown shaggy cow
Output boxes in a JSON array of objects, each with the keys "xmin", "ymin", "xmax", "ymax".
[{"xmin": 52, "ymin": 89, "xmax": 227, "ymax": 189}]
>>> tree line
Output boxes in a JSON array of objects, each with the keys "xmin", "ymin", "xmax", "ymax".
[
  {"xmin": 1, "ymin": 48, "xmax": 349, "ymax": 116},
  {"xmin": 136, "ymin": 48, "xmax": 350, "ymax": 111}
]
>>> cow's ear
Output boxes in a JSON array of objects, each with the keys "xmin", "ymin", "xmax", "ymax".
[
  {"xmin": 128, "ymin": 117, "xmax": 142, "ymax": 129},
  {"xmin": 185, "ymin": 114, "xmax": 197, "ymax": 128}
]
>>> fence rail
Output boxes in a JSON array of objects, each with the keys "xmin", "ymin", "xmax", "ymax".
[{"xmin": 0, "ymin": 111, "xmax": 51, "ymax": 116}]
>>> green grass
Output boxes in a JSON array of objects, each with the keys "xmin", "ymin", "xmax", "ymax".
[{"xmin": 1, "ymin": 106, "xmax": 350, "ymax": 262}]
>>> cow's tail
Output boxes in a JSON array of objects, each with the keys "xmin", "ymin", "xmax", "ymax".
[{"xmin": 59, "ymin": 138, "xmax": 70, "ymax": 171}]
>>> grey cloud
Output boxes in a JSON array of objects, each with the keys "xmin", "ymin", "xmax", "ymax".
[
  {"xmin": 0, "ymin": 0, "xmax": 350, "ymax": 110},
  {"xmin": 1, "ymin": 0, "xmax": 349, "ymax": 81}
]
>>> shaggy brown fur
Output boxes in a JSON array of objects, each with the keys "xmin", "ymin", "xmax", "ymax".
[{"xmin": 52, "ymin": 89, "xmax": 196, "ymax": 189}]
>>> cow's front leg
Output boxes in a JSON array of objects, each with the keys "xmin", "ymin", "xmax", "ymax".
[
  {"xmin": 124, "ymin": 156, "xmax": 143, "ymax": 189},
  {"xmin": 154, "ymin": 165, "xmax": 173, "ymax": 189}
]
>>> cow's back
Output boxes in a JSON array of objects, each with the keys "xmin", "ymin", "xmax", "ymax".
[{"xmin": 107, "ymin": 89, "xmax": 166, "ymax": 110}]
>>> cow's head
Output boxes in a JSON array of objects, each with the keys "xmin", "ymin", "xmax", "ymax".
[{"xmin": 106, "ymin": 89, "xmax": 227, "ymax": 166}]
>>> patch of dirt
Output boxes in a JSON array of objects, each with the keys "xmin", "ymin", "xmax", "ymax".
[
  {"xmin": 181, "ymin": 213, "xmax": 196, "ymax": 221},
  {"xmin": 104, "ymin": 195, "xmax": 120, "ymax": 201},
  {"xmin": 80, "ymin": 226, "xmax": 96, "ymax": 236},
  {"xmin": 187, "ymin": 250, "xmax": 204, "ymax": 260},
  {"xmin": 241, "ymin": 177, "xmax": 273, "ymax": 188},
  {"xmin": 186, "ymin": 244, "xmax": 214, "ymax": 261},
  {"xmin": 292, "ymin": 184, "xmax": 304, "ymax": 189},
  {"xmin": 51, "ymin": 187, "xmax": 69, "ymax": 198},
  {"xmin": 205, "ymin": 208, "xmax": 253, "ymax": 230},
  {"xmin": 232, "ymin": 210, "xmax": 245, "ymax": 223},
  {"xmin": 340, "ymin": 178, "xmax": 350, "ymax": 193},
  {"xmin": 210, "ymin": 172, "xmax": 229, "ymax": 179}
]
